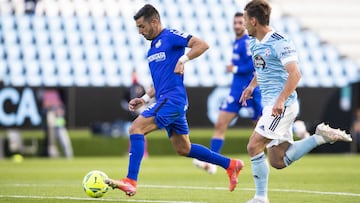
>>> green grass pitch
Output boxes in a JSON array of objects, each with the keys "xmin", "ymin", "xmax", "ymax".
[{"xmin": 1, "ymin": 128, "xmax": 360, "ymax": 202}]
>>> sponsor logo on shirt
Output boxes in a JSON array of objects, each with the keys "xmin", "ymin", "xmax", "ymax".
[{"xmin": 148, "ymin": 52, "xmax": 166, "ymax": 63}]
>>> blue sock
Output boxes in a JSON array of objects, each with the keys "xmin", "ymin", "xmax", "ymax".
[
  {"xmin": 251, "ymin": 152, "xmax": 269, "ymax": 198},
  {"xmin": 127, "ymin": 134, "xmax": 145, "ymax": 181},
  {"xmin": 210, "ymin": 138, "xmax": 224, "ymax": 153},
  {"xmin": 187, "ymin": 143, "xmax": 230, "ymax": 169},
  {"xmin": 283, "ymin": 136, "xmax": 318, "ymax": 166}
]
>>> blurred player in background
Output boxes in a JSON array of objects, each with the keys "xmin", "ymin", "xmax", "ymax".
[
  {"xmin": 193, "ymin": 12, "xmax": 262, "ymax": 174},
  {"xmin": 105, "ymin": 4, "xmax": 244, "ymax": 197},
  {"xmin": 240, "ymin": 1, "xmax": 352, "ymax": 202}
]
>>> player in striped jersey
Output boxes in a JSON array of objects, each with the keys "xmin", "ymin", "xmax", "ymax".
[
  {"xmin": 193, "ymin": 12, "xmax": 262, "ymax": 175},
  {"xmin": 240, "ymin": 1, "xmax": 352, "ymax": 202}
]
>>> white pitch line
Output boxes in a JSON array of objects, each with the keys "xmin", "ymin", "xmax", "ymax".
[{"xmin": 0, "ymin": 195, "xmax": 203, "ymax": 203}]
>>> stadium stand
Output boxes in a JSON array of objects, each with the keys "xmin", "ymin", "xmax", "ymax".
[{"xmin": 0, "ymin": 0, "xmax": 359, "ymax": 87}]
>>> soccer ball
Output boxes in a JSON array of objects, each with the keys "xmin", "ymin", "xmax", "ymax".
[{"xmin": 82, "ymin": 170, "xmax": 109, "ymax": 198}]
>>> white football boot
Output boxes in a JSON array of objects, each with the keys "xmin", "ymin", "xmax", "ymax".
[{"xmin": 315, "ymin": 123, "xmax": 352, "ymax": 144}]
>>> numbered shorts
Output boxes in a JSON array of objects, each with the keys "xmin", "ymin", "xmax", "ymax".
[
  {"xmin": 141, "ymin": 97, "xmax": 189, "ymax": 137},
  {"xmin": 254, "ymin": 101, "xmax": 299, "ymax": 148}
]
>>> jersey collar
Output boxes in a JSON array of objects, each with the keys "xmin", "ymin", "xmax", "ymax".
[{"xmin": 256, "ymin": 28, "xmax": 275, "ymax": 44}]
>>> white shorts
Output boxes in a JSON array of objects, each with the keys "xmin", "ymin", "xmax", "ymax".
[{"xmin": 255, "ymin": 101, "xmax": 299, "ymax": 148}]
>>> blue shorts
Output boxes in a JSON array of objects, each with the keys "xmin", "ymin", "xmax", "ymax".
[
  {"xmin": 141, "ymin": 96, "xmax": 189, "ymax": 137},
  {"xmin": 219, "ymin": 87, "xmax": 262, "ymax": 120}
]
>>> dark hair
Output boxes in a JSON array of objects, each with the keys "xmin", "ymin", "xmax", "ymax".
[
  {"xmin": 133, "ymin": 4, "xmax": 161, "ymax": 22},
  {"xmin": 244, "ymin": 0, "xmax": 271, "ymax": 26},
  {"xmin": 234, "ymin": 12, "xmax": 244, "ymax": 18}
]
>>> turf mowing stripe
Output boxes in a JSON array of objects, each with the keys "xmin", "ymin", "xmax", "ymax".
[
  {"xmin": 141, "ymin": 184, "xmax": 360, "ymax": 197},
  {"xmin": 0, "ymin": 195, "xmax": 203, "ymax": 203}
]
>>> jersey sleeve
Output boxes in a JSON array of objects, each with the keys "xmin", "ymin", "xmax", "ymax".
[
  {"xmin": 274, "ymin": 39, "xmax": 298, "ymax": 66},
  {"xmin": 168, "ymin": 29, "xmax": 192, "ymax": 47}
]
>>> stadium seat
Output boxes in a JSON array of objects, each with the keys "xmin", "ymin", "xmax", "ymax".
[
  {"xmin": 37, "ymin": 45, "xmax": 53, "ymax": 61},
  {"xmin": 33, "ymin": 30, "xmax": 50, "ymax": 46},
  {"xmin": 57, "ymin": 60, "xmax": 74, "ymax": 86},
  {"xmin": 103, "ymin": 60, "xmax": 121, "ymax": 86},
  {"xmin": 5, "ymin": 45, "xmax": 21, "ymax": 61},
  {"xmin": 25, "ymin": 60, "xmax": 42, "ymax": 86},
  {"xmin": 41, "ymin": 60, "xmax": 58, "ymax": 86},
  {"xmin": 22, "ymin": 45, "xmax": 38, "ymax": 61},
  {"xmin": 88, "ymin": 60, "xmax": 105, "ymax": 86},
  {"xmin": 8, "ymin": 60, "xmax": 26, "ymax": 86},
  {"xmin": 72, "ymin": 60, "xmax": 89, "ymax": 86}
]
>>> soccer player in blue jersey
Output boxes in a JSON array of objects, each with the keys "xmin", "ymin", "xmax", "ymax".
[
  {"xmin": 240, "ymin": 1, "xmax": 352, "ymax": 202},
  {"xmin": 105, "ymin": 4, "xmax": 244, "ymax": 197},
  {"xmin": 193, "ymin": 12, "xmax": 262, "ymax": 174}
]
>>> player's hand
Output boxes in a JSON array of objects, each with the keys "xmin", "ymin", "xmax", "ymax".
[
  {"xmin": 239, "ymin": 87, "xmax": 254, "ymax": 106},
  {"xmin": 174, "ymin": 61, "xmax": 185, "ymax": 75},
  {"xmin": 226, "ymin": 64, "xmax": 233, "ymax": 73},
  {"xmin": 271, "ymin": 99, "xmax": 285, "ymax": 117},
  {"xmin": 128, "ymin": 98, "xmax": 145, "ymax": 112}
]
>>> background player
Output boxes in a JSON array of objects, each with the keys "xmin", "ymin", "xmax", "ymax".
[
  {"xmin": 240, "ymin": 1, "xmax": 352, "ymax": 202},
  {"xmin": 193, "ymin": 12, "xmax": 262, "ymax": 174},
  {"xmin": 105, "ymin": 4, "xmax": 244, "ymax": 197}
]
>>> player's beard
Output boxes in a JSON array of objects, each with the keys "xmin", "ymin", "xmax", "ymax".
[{"xmin": 144, "ymin": 26, "xmax": 155, "ymax": 40}]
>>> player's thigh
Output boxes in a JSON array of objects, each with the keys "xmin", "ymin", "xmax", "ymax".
[
  {"xmin": 129, "ymin": 115, "xmax": 158, "ymax": 135},
  {"xmin": 169, "ymin": 133, "xmax": 191, "ymax": 155}
]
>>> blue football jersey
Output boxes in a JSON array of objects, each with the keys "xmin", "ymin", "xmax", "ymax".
[
  {"xmin": 231, "ymin": 34, "xmax": 256, "ymax": 93},
  {"xmin": 147, "ymin": 28, "xmax": 192, "ymax": 104},
  {"xmin": 249, "ymin": 30, "xmax": 298, "ymax": 107}
]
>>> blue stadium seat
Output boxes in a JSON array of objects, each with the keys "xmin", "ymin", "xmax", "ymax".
[
  {"xmin": 41, "ymin": 60, "xmax": 58, "ymax": 86},
  {"xmin": 37, "ymin": 45, "xmax": 53, "ymax": 61},
  {"xmin": 33, "ymin": 29, "xmax": 49, "ymax": 46},
  {"xmin": 103, "ymin": 60, "xmax": 121, "ymax": 86},
  {"xmin": 72, "ymin": 60, "xmax": 89, "ymax": 86},
  {"xmin": 32, "ymin": 16, "xmax": 47, "ymax": 31},
  {"xmin": 25, "ymin": 60, "xmax": 42, "ymax": 86},
  {"xmin": 88, "ymin": 60, "xmax": 105, "ymax": 86},
  {"xmin": 53, "ymin": 45, "xmax": 69, "ymax": 61},
  {"xmin": 5, "ymin": 45, "xmax": 21, "ymax": 61},
  {"xmin": 57, "ymin": 60, "xmax": 74, "ymax": 86},
  {"xmin": 68, "ymin": 45, "xmax": 84, "ymax": 61},
  {"xmin": 8, "ymin": 60, "xmax": 26, "ymax": 86},
  {"xmin": 1, "ymin": 15, "xmax": 15, "ymax": 30},
  {"xmin": 22, "ymin": 45, "xmax": 38, "ymax": 61}
]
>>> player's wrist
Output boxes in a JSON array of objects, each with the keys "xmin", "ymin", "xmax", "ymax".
[
  {"xmin": 178, "ymin": 55, "xmax": 190, "ymax": 64},
  {"xmin": 232, "ymin": 66, "xmax": 238, "ymax": 73},
  {"xmin": 141, "ymin": 94, "xmax": 151, "ymax": 103}
]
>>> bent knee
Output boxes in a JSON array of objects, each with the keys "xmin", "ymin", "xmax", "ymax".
[
  {"xmin": 269, "ymin": 160, "xmax": 286, "ymax": 169},
  {"xmin": 175, "ymin": 148, "xmax": 190, "ymax": 156}
]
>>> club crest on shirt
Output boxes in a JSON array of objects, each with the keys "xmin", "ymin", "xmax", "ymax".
[
  {"xmin": 155, "ymin": 39, "xmax": 162, "ymax": 48},
  {"xmin": 264, "ymin": 48, "xmax": 271, "ymax": 57},
  {"xmin": 253, "ymin": 55, "xmax": 266, "ymax": 69}
]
